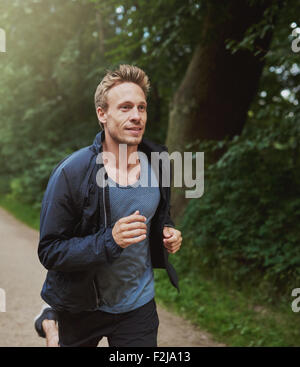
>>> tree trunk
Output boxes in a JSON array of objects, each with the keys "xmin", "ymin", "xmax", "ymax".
[{"xmin": 166, "ymin": 0, "xmax": 276, "ymax": 223}]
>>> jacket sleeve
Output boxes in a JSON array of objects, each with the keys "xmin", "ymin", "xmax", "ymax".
[
  {"xmin": 38, "ymin": 167, "xmax": 123, "ymax": 272},
  {"xmin": 162, "ymin": 146, "xmax": 175, "ymax": 228},
  {"xmin": 164, "ymin": 205, "xmax": 175, "ymax": 228}
]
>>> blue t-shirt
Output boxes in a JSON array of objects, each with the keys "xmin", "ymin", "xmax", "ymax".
[{"xmin": 96, "ymin": 151, "xmax": 160, "ymax": 313}]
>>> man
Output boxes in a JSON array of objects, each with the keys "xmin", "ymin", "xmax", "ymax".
[{"xmin": 37, "ymin": 65, "xmax": 182, "ymax": 347}]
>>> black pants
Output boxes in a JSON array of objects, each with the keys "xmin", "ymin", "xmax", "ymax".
[{"xmin": 57, "ymin": 298, "xmax": 159, "ymax": 347}]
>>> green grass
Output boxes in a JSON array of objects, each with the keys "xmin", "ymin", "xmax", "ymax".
[
  {"xmin": 0, "ymin": 173, "xmax": 40, "ymax": 229},
  {"xmin": 0, "ymin": 194, "xmax": 40, "ymax": 230},
  {"xmin": 154, "ymin": 247, "xmax": 300, "ymax": 347},
  {"xmin": 1, "ymin": 190, "xmax": 299, "ymax": 346}
]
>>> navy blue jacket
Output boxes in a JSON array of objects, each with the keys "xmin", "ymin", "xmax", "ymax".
[{"xmin": 38, "ymin": 131, "xmax": 179, "ymax": 313}]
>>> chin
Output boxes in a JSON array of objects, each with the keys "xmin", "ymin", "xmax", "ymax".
[
  {"xmin": 126, "ymin": 137, "xmax": 143, "ymax": 146},
  {"xmin": 108, "ymin": 130, "xmax": 144, "ymax": 146},
  {"xmin": 121, "ymin": 134, "xmax": 143, "ymax": 146}
]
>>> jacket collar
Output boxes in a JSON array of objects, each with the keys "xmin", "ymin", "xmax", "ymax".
[
  {"xmin": 91, "ymin": 130, "xmax": 169, "ymax": 201},
  {"xmin": 91, "ymin": 130, "xmax": 168, "ymax": 156}
]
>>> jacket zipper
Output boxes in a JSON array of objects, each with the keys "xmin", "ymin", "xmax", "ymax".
[
  {"xmin": 93, "ymin": 183, "xmax": 108, "ymax": 308},
  {"xmin": 103, "ymin": 184, "xmax": 107, "ymax": 228},
  {"xmin": 93, "ymin": 278, "xmax": 101, "ymax": 307}
]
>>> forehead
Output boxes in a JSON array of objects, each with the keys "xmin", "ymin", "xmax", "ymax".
[{"xmin": 106, "ymin": 82, "xmax": 146, "ymax": 105}]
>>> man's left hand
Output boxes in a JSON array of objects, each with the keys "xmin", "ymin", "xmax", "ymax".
[{"xmin": 163, "ymin": 227, "xmax": 182, "ymax": 254}]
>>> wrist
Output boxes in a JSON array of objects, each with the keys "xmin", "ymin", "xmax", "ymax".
[{"xmin": 42, "ymin": 319, "xmax": 57, "ymax": 335}]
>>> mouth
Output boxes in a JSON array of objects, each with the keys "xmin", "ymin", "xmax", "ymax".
[{"xmin": 125, "ymin": 127, "xmax": 143, "ymax": 136}]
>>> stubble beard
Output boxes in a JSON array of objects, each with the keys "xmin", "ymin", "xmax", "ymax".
[{"xmin": 108, "ymin": 126, "xmax": 144, "ymax": 147}]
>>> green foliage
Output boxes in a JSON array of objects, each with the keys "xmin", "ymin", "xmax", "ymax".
[
  {"xmin": 0, "ymin": 0, "xmax": 104, "ymax": 203},
  {"xmin": 0, "ymin": 0, "xmax": 202, "ymax": 204},
  {"xmin": 0, "ymin": 195, "xmax": 40, "ymax": 230},
  {"xmin": 154, "ymin": 259, "xmax": 300, "ymax": 346},
  {"xmin": 182, "ymin": 116, "xmax": 300, "ymax": 298},
  {"xmin": 0, "ymin": 0, "xmax": 300, "ymax": 346},
  {"xmin": 8, "ymin": 149, "xmax": 69, "ymax": 210},
  {"xmin": 91, "ymin": 0, "xmax": 203, "ymax": 143}
]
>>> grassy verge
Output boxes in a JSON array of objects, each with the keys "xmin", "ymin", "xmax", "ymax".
[
  {"xmin": 154, "ymin": 243, "xmax": 300, "ymax": 346},
  {"xmin": 1, "ymin": 191, "xmax": 299, "ymax": 346},
  {"xmin": 0, "ymin": 174, "xmax": 40, "ymax": 229},
  {"xmin": 0, "ymin": 194, "xmax": 40, "ymax": 230}
]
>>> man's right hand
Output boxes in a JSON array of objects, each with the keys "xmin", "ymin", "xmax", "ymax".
[{"xmin": 112, "ymin": 210, "xmax": 147, "ymax": 248}]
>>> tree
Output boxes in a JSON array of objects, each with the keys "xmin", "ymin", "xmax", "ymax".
[
  {"xmin": 0, "ymin": 0, "xmax": 109, "ymax": 205},
  {"xmin": 91, "ymin": 0, "xmax": 285, "ymax": 222},
  {"xmin": 167, "ymin": 0, "xmax": 281, "ymax": 220}
]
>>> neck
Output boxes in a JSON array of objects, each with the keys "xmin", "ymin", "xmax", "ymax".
[{"xmin": 102, "ymin": 136, "xmax": 139, "ymax": 170}]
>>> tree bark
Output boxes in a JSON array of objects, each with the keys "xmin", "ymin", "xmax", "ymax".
[{"xmin": 166, "ymin": 0, "xmax": 276, "ymax": 223}]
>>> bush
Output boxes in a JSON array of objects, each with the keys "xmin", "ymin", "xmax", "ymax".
[
  {"xmin": 182, "ymin": 117, "xmax": 300, "ymax": 299},
  {"xmin": 8, "ymin": 150, "xmax": 69, "ymax": 210}
]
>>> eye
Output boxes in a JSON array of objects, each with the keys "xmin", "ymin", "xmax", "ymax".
[
  {"xmin": 139, "ymin": 105, "xmax": 146, "ymax": 112},
  {"xmin": 121, "ymin": 105, "xmax": 131, "ymax": 111}
]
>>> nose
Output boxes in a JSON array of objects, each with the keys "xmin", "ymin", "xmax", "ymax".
[{"xmin": 129, "ymin": 106, "xmax": 141, "ymax": 122}]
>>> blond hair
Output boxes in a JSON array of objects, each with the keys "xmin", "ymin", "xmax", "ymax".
[{"xmin": 95, "ymin": 64, "xmax": 150, "ymax": 129}]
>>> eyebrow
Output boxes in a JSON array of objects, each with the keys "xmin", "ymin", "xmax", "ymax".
[{"xmin": 117, "ymin": 101, "xmax": 147, "ymax": 107}]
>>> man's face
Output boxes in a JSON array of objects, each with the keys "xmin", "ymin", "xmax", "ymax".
[{"xmin": 98, "ymin": 82, "xmax": 147, "ymax": 146}]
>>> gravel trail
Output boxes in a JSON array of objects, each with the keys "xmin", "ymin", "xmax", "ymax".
[{"xmin": 0, "ymin": 207, "xmax": 224, "ymax": 347}]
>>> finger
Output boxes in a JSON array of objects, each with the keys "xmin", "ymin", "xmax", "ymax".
[
  {"xmin": 123, "ymin": 234, "xmax": 146, "ymax": 245},
  {"xmin": 166, "ymin": 231, "xmax": 181, "ymax": 241},
  {"xmin": 165, "ymin": 244, "xmax": 181, "ymax": 254},
  {"xmin": 163, "ymin": 234, "xmax": 177, "ymax": 243},
  {"xmin": 121, "ymin": 214, "xmax": 147, "ymax": 224},
  {"xmin": 166, "ymin": 242, "xmax": 181, "ymax": 254},
  {"xmin": 163, "ymin": 227, "xmax": 173, "ymax": 237},
  {"xmin": 122, "ymin": 228, "xmax": 147, "ymax": 238},
  {"xmin": 119, "ymin": 210, "xmax": 139, "ymax": 221},
  {"xmin": 164, "ymin": 239, "xmax": 181, "ymax": 251},
  {"xmin": 122, "ymin": 221, "xmax": 147, "ymax": 231}
]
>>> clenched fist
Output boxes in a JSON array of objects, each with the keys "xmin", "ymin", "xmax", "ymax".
[
  {"xmin": 163, "ymin": 226, "xmax": 182, "ymax": 254},
  {"xmin": 112, "ymin": 210, "xmax": 147, "ymax": 248}
]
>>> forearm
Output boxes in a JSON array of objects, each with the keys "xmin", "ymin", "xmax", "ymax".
[{"xmin": 38, "ymin": 227, "xmax": 123, "ymax": 272}]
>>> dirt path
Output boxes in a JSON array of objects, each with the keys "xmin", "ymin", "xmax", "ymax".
[{"xmin": 0, "ymin": 207, "xmax": 224, "ymax": 347}]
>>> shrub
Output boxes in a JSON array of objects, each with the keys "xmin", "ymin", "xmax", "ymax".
[{"xmin": 182, "ymin": 117, "xmax": 300, "ymax": 299}]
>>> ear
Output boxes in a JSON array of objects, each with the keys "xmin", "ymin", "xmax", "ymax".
[{"xmin": 97, "ymin": 107, "xmax": 107, "ymax": 125}]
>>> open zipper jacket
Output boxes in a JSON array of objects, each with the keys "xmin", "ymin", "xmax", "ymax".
[{"xmin": 38, "ymin": 131, "xmax": 179, "ymax": 313}]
